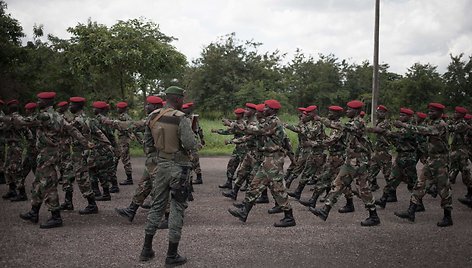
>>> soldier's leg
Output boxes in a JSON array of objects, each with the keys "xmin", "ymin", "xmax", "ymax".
[
  {"xmin": 448, "ymin": 151, "xmax": 460, "ymax": 184},
  {"xmin": 119, "ymin": 139, "xmax": 134, "ymax": 185},
  {"xmin": 220, "ymin": 149, "xmax": 241, "ymax": 189},
  {"xmin": 0, "ymin": 141, "xmax": 5, "ymax": 184},
  {"xmin": 192, "ymin": 152, "xmax": 203, "ymax": 184},
  {"xmin": 354, "ymin": 162, "xmax": 380, "ymax": 226},
  {"xmin": 368, "ymin": 152, "xmax": 381, "ymax": 187},
  {"xmin": 3, "ymin": 142, "xmax": 22, "ymax": 199},
  {"xmin": 109, "ymin": 147, "xmax": 120, "ymax": 192},
  {"xmin": 433, "ymin": 156, "xmax": 453, "ymax": 227},
  {"xmin": 223, "ymin": 154, "xmax": 254, "ymax": 200},
  {"xmin": 381, "ymin": 152, "xmax": 393, "ymax": 183},
  {"xmin": 289, "ymin": 154, "xmax": 324, "ymax": 200},
  {"xmin": 458, "ymin": 151, "xmax": 472, "ymax": 207}
]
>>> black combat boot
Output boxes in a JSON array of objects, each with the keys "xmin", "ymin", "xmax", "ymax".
[
  {"xmin": 426, "ymin": 184, "xmax": 438, "ymax": 198},
  {"xmin": 59, "ymin": 191, "xmax": 74, "ymax": 210},
  {"xmin": 375, "ymin": 192, "xmax": 388, "ymax": 209},
  {"xmin": 309, "ymin": 205, "xmax": 331, "ymax": 221},
  {"xmin": 394, "ymin": 202, "xmax": 417, "ymax": 222},
  {"xmin": 119, "ymin": 173, "xmax": 134, "ymax": 185},
  {"xmin": 284, "ymin": 172, "xmax": 295, "ymax": 189},
  {"xmin": 0, "ymin": 172, "xmax": 5, "ymax": 184},
  {"xmin": 274, "ymin": 209, "xmax": 296, "ymax": 227},
  {"xmin": 240, "ymin": 180, "xmax": 249, "ymax": 192},
  {"xmin": 386, "ymin": 189, "xmax": 397, "ymax": 202},
  {"xmin": 20, "ymin": 204, "xmax": 41, "ymax": 223},
  {"xmin": 338, "ymin": 197, "xmax": 355, "ymax": 213},
  {"xmin": 115, "ymin": 201, "xmax": 140, "ymax": 222},
  {"xmin": 232, "ymin": 202, "xmax": 244, "ymax": 209},
  {"xmin": 109, "ymin": 180, "xmax": 120, "ymax": 193},
  {"xmin": 288, "ymin": 182, "xmax": 306, "ymax": 200},
  {"xmin": 2, "ymin": 183, "xmax": 17, "ymax": 199},
  {"xmin": 91, "ymin": 181, "xmax": 101, "ymax": 197},
  {"xmin": 228, "ymin": 202, "xmax": 253, "ymax": 222},
  {"xmin": 416, "ymin": 200, "xmax": 426, "ymax": 212},
  {"xmin": 158, "ymin": 212, "xmax": 169, "ymax": 229},
  {"xmin": 10, "ymin": 187, "xmax": 28, "ymax": 202},
  {"xmin": 96, "ymin": 187, "xmax": 111, "ymax": 201},
  {"xmin": 219, "ymin": 177, "xmax": 233, "ymax": 189},
  {"xmin": 79, "ymin": 196, "xmax": 99, "ymax": 215},
  {"xmin": 255, "ymin": 189, "xmax": 269, "ymax": 204},
  {"xmin": 299, "ymin": 193, "xmax": 319, "ymax": 208},
  {"xmin": 193, "ymin": 173, "xmax": 203, "ymax": 185},
  {"xmin": 268, "ymin": 201, "xmax": 283, "ymax": 214},
  {"xmin": 458, "ymin": 188, "xmax": 472, "ymax": 208},
  {"xmin": 139, "ymin": 234, "xmax": 155, "ymax": 262},
  {"xmin": 306, "ymin": 177, "xmax": 317, "ymax": 186},
  {"xmin": 361, "ymin": 207, "xmax": 381, "ymax": 226},
  {"xmin": 437, "ymin": 208, "xmax": 453, "ymax": 227},
  {"xmin": 222, "ymin": 185, "xmax": 239, "ymax": 200},
  {"xmin": 165, "ymin": 242, "xmax": 187, "ymax": 266},
  {"xmin": 370, "ymin": 178, "xmax": 380, "ymax": 192},
  {"xmin": 40, "ymin": 210, "xmax": 63, "ymax": 229}
]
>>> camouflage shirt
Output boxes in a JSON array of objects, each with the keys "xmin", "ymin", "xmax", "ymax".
[
  {"xmin": 117, "ymin": 112, "xmax": 133, "ymax": 139},
  {"xmin": 373, "ymin": 119, "xmax": 392, "ymax": 151},
  {"xmin": 320, "ymin": 118, "xmax": 347, "ymax": 154},
  {"xmin": 448, "ymin": 118, "xmax": 470, "ymax": 150},
  {"xmin": 410, "ymin": 118, "xmax": 449, "ymax": 155}
]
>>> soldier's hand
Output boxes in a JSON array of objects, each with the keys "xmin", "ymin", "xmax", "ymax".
[
  {"xmin": 224, "ymin": 139, "xmax": 232, "ymax": 145},
  {"xmin": 222, "ymin": 119, "xmax": 231, "ymax": 126},
  {"xmin": 210, "ymin": 129, "xmax": 217, "ymax": 133},
  {"xmin": 87, "ymin": 142, "xmax": 95, "ymax": 149},
  {"xmin": 313, "ymin": 115, "xmax": 321, "ymax": 121},
  {"xmin": 394, "ymin": 121, "xmax": 407, "ymax": 128}
]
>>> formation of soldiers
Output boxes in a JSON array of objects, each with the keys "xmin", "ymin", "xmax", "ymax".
[{"xmin": 217, "ymin": 100, "xmax": 472, "ymax": 228}]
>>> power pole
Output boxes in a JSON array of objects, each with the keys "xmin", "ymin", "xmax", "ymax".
[{"xmin": 371, "ymin": 0, "xmax": 380, "ymax": 125}]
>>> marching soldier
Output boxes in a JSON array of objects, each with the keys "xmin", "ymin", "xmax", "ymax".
[
  {"xmin": 182, "ymin": 102, "xmax": 205, "ymax": 185},
  {"xmin": 116, "ymin": 101, "xmax": 134, "ymax": 186}
]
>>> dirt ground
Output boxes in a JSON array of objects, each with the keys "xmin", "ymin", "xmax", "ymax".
[{"xmin": 1, "ymin": 157, "xmax": 472, "ymax": 268}]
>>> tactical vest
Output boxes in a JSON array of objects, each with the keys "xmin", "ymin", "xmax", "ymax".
[{"xmin": 149, "ymin": 108, "xmax": 185, "ymax": 154}]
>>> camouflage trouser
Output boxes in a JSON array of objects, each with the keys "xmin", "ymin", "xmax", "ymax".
[
  {"xmin": 17, "ymin": 146, "xmax": 38, "ymax": 189},
  {"xmin": 61, "ymin": 150, "xmax": 94, "ymax": 198},
  {"xmin": 300, "ymin": 151, "xmax": 327, "ymax": 183},
  {"xmin": 416, "ymin": 143, "xmax": 428, "ymax": 164},
  {"xmin": 145, "ymin": 160, "xmax": 189, "ymax": 243},
  {"xmin": 0, "ymin": 139, "xmax": 5, "ymax": 174},
  {"xmin": 449, "ymin": 148, "xmax": 471, "ymax": 188},
  {"xmin": 325, "ymin": 156, "xmax": 375, "ymax": 209},
  {"xmin": 245, "ymin": 152, "xmax": 291, "ymax": 211},
  {"xmin": 190, "ymin": 151, "xmax": 202, "ymax": 175},
  {"xmin": 289, "ymin": 148, "xmax": 309, "ymax": 181},
  {"xmin": 226, "ymin": 146, "xmax": 245, "ymax": 180},
  {"xmin": 132, "ymin": 156, "xmax": 158, "ymax": 205},
  {"xmin": 5, "ymin": 141, "xmax": 23, "ymax": 185},
  {"xmin": 233, "ymin": 151, "xmax": 258, "ymax": 188},
  {"xmin": 368, "ymin": 149, "xmax": 392, "ymax": 182},
  {"xmin": 311, "ymin": 153, "xmax": 345, "ymax": 197},
  {"xmin": 89, "ymin": 146, "xmax": 115, "ymax": 189},
  {"xmin": 31, "ymin": 149, "xmax": 60, "ymax": 211},
  {"xmin": 382, "ymin": 151, "xmax": 417, "ymax": 195},
  {"xmin": 118, "ymin": 137, "xmax": 132, "ymax": 175},
  {"xmin": 411, "ymin": 154, "xmax": 452, "ymax": 209}
]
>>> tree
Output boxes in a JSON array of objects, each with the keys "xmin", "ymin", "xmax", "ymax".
[{"xmin": 442, "ymin": 54, "xmax": 472, "ymax": 107}]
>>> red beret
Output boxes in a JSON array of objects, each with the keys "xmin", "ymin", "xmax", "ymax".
[
  {"xmin": 37, "ymin": 92, "xmax": 56, "ymax": 99},
  {"xmin": 377, "ymin": 105, "xmax": 388, "ymax": 111},
  {"xmin": 329, "ymin": 105, "xmax": 343, "ymax": 112},
  {"xmin": 0, "ymin": 99, "xmax": 4, "ymax": 105},
  {"xmin": 116, "ymin": 102, "xmax": 128, "ymax": 109},
  {"xmin": 234, "ymin": 108, "xmax": 245, "ymax": 114},
  {"xmin": 182, "ymin": 102, "xmax": 194, "ymax": 109},
  {"xmin": 297, "ymin": 107, "xmax": 307, "ymax": 112},
  {"xmin": 347, "ymin": 100, "xmax": 364, "ymax": 109},
  {"xmin": 256, "ymin": 104, "xmax": 265, "ymax": 112},
  {"xmin": 92, "ymin": 101, "xmax": 108, "ymax": 109},
  {"xmin": 416, "ymin": 112, "xmax": 427, "ymax": 119},
  {"xmin": 305, "ymin": 105, "xmax": 318, "ymax": 112},
  {"xmin": 455, "ymin": 106, "xmax": 468, "ymax": 114},
  {"xmin": 428, "ymin": 102, "xmax": 445, "ymax": 110},
  {"xmin": 245, "ymin": 103, "xmax": 257, "ymax": 109},
  {"xmin": 25, "ymin": 102, "xmax": 37, "ymax": 110},
  {"xmin": 400, "ymin": 108, "xmax": 414, "ymax": 115},
  {"xmin": 359, "ymin": 111, "xmax": 366, "ymax": 117},
  {"xmin": 264, "ymin": 99, "xmax": 281, "ymax": 110},
  {"xmin": 69, "ymin": 97, "xmax": 86, "ymax": 103},
  {"xmin": 146, "ymin": 96, "xmax": 163, "ymax": 104},
  {"xmin": 7, "ymin": 100, "xmax": 19, "ymax": 106},
  {"xmin": 464, "ymin": 114, "xmax": 472, "ymax": 120},
  {"xmin": 57, "ymin": 101, "xmax": 68, "ymax": 107}
]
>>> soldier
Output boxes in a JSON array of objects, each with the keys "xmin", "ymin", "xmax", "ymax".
[
  {"xmin": 448, "ymin": 107, "xmax": 472, "ymax": 208},
  {"xmin": 182, "ymin": 102, "xmax": 205, "ymax": 185},
  {"xmin": 368, "ymin": 105, "xmax": 392, "ymax": 192},
  {"xmin": 228, "ymin": 99, "xmax": 296, "ymax": 228},
  {"xmin": 288, "ymin": 105, "xmax": 326, "ymax": 200},
  {"xmin": 19, "ymin": 92, "xmax": 92, "ymax": 228},
  {"xmin": 139, "ymin": 86, "xmax": 197, "ymax": 266},
  {"xmin": 373, "ymin": 108, "xmax": 419, "ymax": 210},
  {"xmin": 58, "ymin": 97, "xmax": 100, "ymax": 214},
  {"xmin": 283, "ymin": 108, "xmax": 306, "ymax": 188},
  {"xmin": 116, "ymin": 96, "xmax": 166, "ymax": 223},
  {"xmin": 212, "ymin": 107, "xmax": 246, "ymax": 189},
  {"xmin": 1, "ymin": 100, "xmax": 24, "ymax": 200},
  {"xmin": 393, "ymin": 102, "xmax": 453, "ymax": 227},
  {"xmin": 299, "ymin": 105, "xmax": 347, "ymax": 209},
  {"xmin": 115, "ymin": 101, "xmax": 134, "ymax": 186},
  {"xmin": 11, "ymin": 102, "xmax": 39, "ymax": 202},
  {"xmin": 310, "ymin": 100, "xmax": 380, "ymax": 227},
  {"xmin": 0, "ymin": 99, "xmax": 5, "ymax": 184},
  {"xmin": 415, "ymin": 112, "xmax": 428, "ymax": 164},
  {"xmin": 56, "ymin": 101, "xmax": 72, "ymax": 186}
]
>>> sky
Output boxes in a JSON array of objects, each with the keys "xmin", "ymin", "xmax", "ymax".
[{"xmin": 6, "ymin": 0, "xmax": 472, "ymax": 74}]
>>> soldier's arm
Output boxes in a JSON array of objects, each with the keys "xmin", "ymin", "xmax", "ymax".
[
  {"xmin": 63, "ymin": 120, "xmax": 92, "ymax": 148},
  {"xmin": 179, "ymin": 117, "xmax": 198, "ymax": 152}
]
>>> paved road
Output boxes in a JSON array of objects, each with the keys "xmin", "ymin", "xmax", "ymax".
[{"xmin": 1, "ymin": 157, "xmax": 471, "ymax": 267}]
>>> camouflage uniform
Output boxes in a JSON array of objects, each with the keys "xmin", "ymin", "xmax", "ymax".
[
  {"xmin": 368, "ymin": 119, "xmax": 392, "ymax": 188},
  {"xmin": 117, "ymin": 112, "xmax": 133, "ymax": 176},
  {"xmin": 3, "ymin": 112, "xmax": 25, "ymax": 194},
  {"xmin": 57, "ymin": 112, "xmax": 73, "ymax": 184},
  {"xmin": 299, "ymin": 120, "xmax": 326, "ymax": 184},
  {"xmin": 284, "ymin": 120, "xmax": 311, "ymax": 186},
  {"xmin": 448, "ymin": 118, "xmax": 471, "ymax": 187},
  {"xmin": 18, "ymin": 120, "xmax": 38, "ymax": 189},
  {"xmin": 416, "ymin": 121, "xmax": 429, "ymax": 164},
  {"xmin": 188, "ymin": 114, "xmax": 204, "ymax": 181}
]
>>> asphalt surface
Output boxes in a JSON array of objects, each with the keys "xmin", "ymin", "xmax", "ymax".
[{"xmin": 1, "ymin": 157, "xmax": 472, "ymax": 268}]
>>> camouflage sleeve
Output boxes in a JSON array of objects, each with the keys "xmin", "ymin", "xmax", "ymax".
[
  {"xmin": 215, "ymin": 129, "xmax": 233, "ymax": 135},
  {"xmin": 448, "ymin": 121, "xmax": 470, "ymax": 134},
  {"xmin": 179, "ymin": 117, "xmax": 198, "ymax": 152},
  {"xmin": 320, "ymin": 117, "xmax": 342, "ymax": 130},
  {"xmin": 286, "ymin": 124, "xmax": 302, "ymax": 133},
  {"xmin": 63, "ymin": 120, "xmax": 89, "ymax": 148},
  {"xmin": 410, "ymin": 123, "xmax": 445, "ymax": 136}
]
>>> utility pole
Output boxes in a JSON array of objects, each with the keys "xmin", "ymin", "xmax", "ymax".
[{"xmin": 371, "ymin": 0, "xmax": 380, "ymax": 125}]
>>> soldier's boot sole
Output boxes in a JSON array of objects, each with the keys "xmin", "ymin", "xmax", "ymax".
[
  {"xmin": 394, "ymin": 211, "xmax": 415, "ymax": 222},
  {"xmin": 228, "ymin": 208, "xmax": 247, "ymax": 222},
  {"xmin": 139, "ymin": 249, "xmax": 155, "ymax": 262},
  {"xmin": 19, "ymin": 212, "xmax": 39, "ymax": 223},
  {"xmin": 165, "ymin": 255, "xmax": 187, "ymax": 267},
  {"xmin": 115, "ymin": 208, "xmax": 135, "ymax": 222},
  {"xmin": 39, "ymin": 218, "xmax": 63, "ymax": 229},
  {"xmin": 79, "ymin": 205, "xmax": 98, "ymax": 215},
  {"xmin": 309, "ymin": 207, "xmax": 328, "ymax": 221}
]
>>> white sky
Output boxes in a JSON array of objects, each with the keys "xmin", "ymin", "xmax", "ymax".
[{"xmin": 6, "ymin": 0, "xmax": 472, "ymax": 74}]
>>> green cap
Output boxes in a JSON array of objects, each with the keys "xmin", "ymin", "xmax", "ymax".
[{"xmin": 165, "ymin": 86, "xmax": 185, "ymax": 96}]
